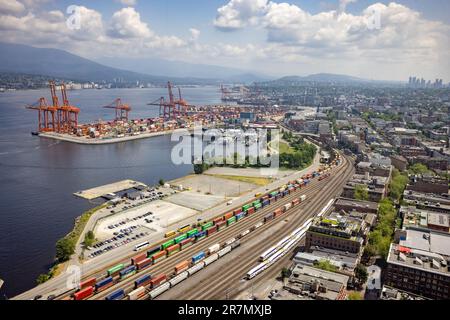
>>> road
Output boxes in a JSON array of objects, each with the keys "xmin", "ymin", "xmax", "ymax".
[{"xmin": 12, "ymin": 140, "xmax": 323, "ymax": 300}]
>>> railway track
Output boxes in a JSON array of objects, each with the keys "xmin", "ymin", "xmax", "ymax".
[
  {"xmin": 168, "ymin": 155, "xmax": 354, "ymax": 300},
  {"xmin": 61, "ymin": 154, "xmax": 348, "ymax": 300}
]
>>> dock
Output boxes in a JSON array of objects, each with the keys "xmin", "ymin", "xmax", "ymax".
[{"xmin": 74, "ymin": 179, "xmax": 146, "ymax": 200}]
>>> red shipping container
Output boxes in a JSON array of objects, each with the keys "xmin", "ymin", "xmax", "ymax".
[
  {"xmin": 233, "ymin": 209, "xmax": 242, "ymax": 215},
  {"xmin": 247, "ymin": 207, "xmax": 255, "ymax": 215},
  {"xmin": 166, "ymin": 244, "xmax": 181, "ymax": 253},
  {"xmin": 152, "ymin": 251, "xmax": 166, "ymax": 262},
  {"xmin": 292, "ymin": 198, "xmax": 300, "ymax": 206},
  {"xmin": 262, "ymin": 195, "xmax": 269, "ymax": 201},
  {"xmin": 213, "ymin": 217, "xmax": 223, "ymax": 225},
  {"xmin": 216, "ymin": 220, "xmax": 226, "ymax": 229},
  {"xmin": 206, "ymin": 226, "xmax": 218, "ymax": 236},
  {"xmin": 151, "ymin": 274, "xmax": 167, "ymax": 288},
  {"xmin": 180, "ymin": 237, "xmax": 195, "ymax": 246},
  {"xmin": 274, "ymin": 208, "xmax": 283, "ymax": 218},
  {"xmin": 131, "ymin": 252, "xmax": 148, "ymax": 265},
  {"xmin": 80, "ymin": 278, "xmax": 96, "ymax": 290},
  {"xmin": 175, "ymin": 260, "xmax": 190, "ymax": 274},
  {"xmin": 74, "ymin": 286, "xmax": 94, "ymax": 300},
  {"xmin": 137, "ymin": 258, "xmax": 152, "ymax": 270}
]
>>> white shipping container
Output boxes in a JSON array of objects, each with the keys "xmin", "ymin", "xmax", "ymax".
[
  {"xmin": 149, "ymin": 282, "xmax": 170, "ymax": 300},
  {"xmin": 218, "ymin": 246, "xmax": 232, "ymax": 258},
  {"xmin": 207, "ymin": 243, "xmax": 221, "ymax": 254},
  {"xmin": 240, "ymin": 229, "xmax": 250, "ymax": 238},
  {"xmin": 128, "ymin": 287, "xmax": 146, "ymax": 300},
  {"xmin": 187, "ymin": 261, "xmax": 205, "ymax": 276},
  {"xmin": 254, "ymin": 222, "xmax": 264, "ymax": 229},
  {"xmin": 225, "ymin": 238, "xmax": 236, "ymax": 246},
  {"xmin": 169, "ymin": 271, "xmax": 188, "ymax": 287},
  {"xmin": 204, "ymin": 253, "xmax": 219, "ymax": 266},
  {"xmin": 300, "ymin": 195, "xmax": 307, "ymax": 202}
]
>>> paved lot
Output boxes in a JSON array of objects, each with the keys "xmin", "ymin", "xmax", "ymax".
[{"xmin": 205, "ymin": 167, "xmax": 295, "ymax": 179}]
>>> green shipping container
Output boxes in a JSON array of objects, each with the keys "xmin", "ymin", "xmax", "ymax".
[
  {"xmin": 107, "ymin": 264, "xmax": 124, "ymax": 276},
  {"xmin": 187, "ymin": 229, "xmax": 199, "ymax": 237},
  {"xmin": 162, "ymin": 239, "xmax": 175, "ymax": 250},
  {"xmin": 227, "ymin": 217, "xmax": 237, "ymax": 226},
  {"xmin": 202, "ymin": 222, "xmax": 214, "ymax": 231},
  {"xmin": 254, "ymin": 203, "xmax": 262, "ymax": 210},
  {"xmin": 174, "ymin": 234, "xmax": 188, "ymax": 243},
  {"xmin": 252, "ymin": 200, "xmax": 261, "ymax": 206},
  {"xmin": 242, "ymin": 204, "xmax": 252, "ymax": 211},
  {"xmin": 120, "ymin": 270, "xmax": 136, "ymax": 279}
]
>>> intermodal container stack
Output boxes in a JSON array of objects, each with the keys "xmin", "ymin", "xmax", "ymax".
[
  {"xmin": 131, "ymin": 252, "xmax": 147, "ymax": 265},
  {"xmin": 166, "ymin": 244, "xmax": 181, "ymax": 256},
  {"xmin": 147, "ymin": 246, "xmax": 160, "ymax": 258},
  {"xmin": 192, "ymin": 251, "xmax": 206, "ymax": 264},
  {"xmin": 150, "ymin": 274, "xmax": 167, "ymax": 289},
  {"xmin": 136, "ymin": 258, "xmax": 152, "ymax": 270},
  {"xmin": 106, "ymin": 289, "xmax": 125, "ymax": 301},
  {"xmin": 227, "ymin": 216, "xmax": 236, "ymax": 226},
  {"xmin": 135, "ymin": 274, "xmax": 152, "ymax": 288},
  {"xmin": 74, "ymin": 286, "xmax": 94, "ymax": 300},
  {"xmin": 95, "ymin": 277, "xmax": 113, "ymax": 292},
  {"xmin": 206, "ymin": 225, "xmax": 218, "ymax": 236},
  {"xmin": 216, "ymin": 220, "xmax": 226, "ymax": 231},
  {"xmin": 80, "ymin": 278, "xmax": 96, "ymax": 290},
  {"xmin": 174, "ymin": 260, "xmax": 190, "ymax": 274},
  {"xmin": 195, "ymin": 231, "xmax": 207, "ymax": 241},
  {"xmin": 120, "ymin": 265, "xmax": 137, "ymax": 279},
  {"xmin": 224, "ymin": 212, "xmax": 234, "ymax": 220},
  {"xmin": 152, "ymin": 251, "xmax": 166, "ymax": 264},
  {"xmin": 180, "ymin": 237, "xmax": 195, "ymax": 249}
]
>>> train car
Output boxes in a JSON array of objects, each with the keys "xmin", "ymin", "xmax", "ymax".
[
  {"xmin": 134, "ymin": 274, "xmax": 152, "ymax": 289},
  {"xmin": 218, "ymin": 245, "xmax": 232, "ymax": 258},
  {"xmin": 225, "ymin": 238, "xmax": 236, "ymax": 246},
  {"xmin": 300, "ymin": 195, "xmax": 307, "ymax": 202},
  {"xmin": 174, "ymin": 260, "xmax": 190, "ymax": 275},
  {"xmin": 95, "ymin": 277, "xmax": 114, "ymax": 292},
  {"xmin": 187, "ymin": 228, "xmax": 199, "ymax": 238},
  {"xmin": 161, "ymin": 239, "xmax": 175, "ymax": 250},
  {"xmin": 273, "ymin": 208, "xmax": 283, "ymax": 218},
  {"xmin": 150, "ymin": 274, "xmax": 167, "ymax": 289},
  {"xmin": 149, "ymin": 282, "xmax": 170, "ymax": 299},
  {"xmin": 216, "ymin": 220, "xmax": 227, "ymax": 231},
  {"xmin": 180, "ymin": 237, "xmax": 195, "ymax": 250},
  {"xmin": 224, "ymin": 212, "xmax": 234, "ymax": 220},
  {"xmin": 246, "ymin": 263, "xmax": 267, "ymax": 280},
  {"xmin": 166, "ymin": 244, "xmax": 181, "ymax": 256},
  {"xmin": 231, "ymin": 241, "xmax": 241, "ymax": 249},
  {"xmin": 269, "ymin": 191, "xmax": 278, "ymax": 198},
  {"xmin": 128, "ymin": 287, "xmax": 146, "ymax": 300},
  {"xmin": 152, "ymin": 251, "xmax": 167, "ymax": 264},
  {"xmin": 262, "ymin": 199, "xmax": 270, "ymax": 207},
  {"xmin": 252, "ymin": 200, "xmax": 261, "ymax": 206},
  {"xmin": 164, "ymin": 230, "xmax": 177, "ymax": 238},
  {"xmin": 136, "ymin": 258, "xmax": 152, "ymax": 271},
  {"xmin": 236, "ymin": 211, "xmax": 246, "ymax": 221},
  {"xmin": 206, "ymin": 225, "xmax": 218, "ymax": 236},
  {"xmin": 227, "ymin": 216, "xmax": 237, "ymax": 226},
  {"xmin": 253, "ymin": 203, "xmax": 262, "ymax": 211},
  {"xmin": 246, "ymin": 207, "xmax": 255, "ymax": 215},
  {"xmin": 187, "ymin": 261, "xmax": 205, "ymax": 276},
  {"xmin": 147, "ymin": 246, "xmax": 161, "ymax": 259},
  {"xmin": 292, "ymin": 198, "xmax": 300, "ymax": 206},
  {"xmin": 233, "ymin": 209, "xmax": 243, "ymax": 216},
  {"xmin": 201, "ymin": 221, "xmax": 214, "ymax": 231},
  {"xmin": 283, "ymin": 190, "xmax": 289, "ymax": 197},
  {"xmin": 240, "ymin": 229, "xmax": 250, "ymax": 238},
  {"xmin": 119, "ymin": 265, "xmax": 137, "ymax": 279},
  {"xmin": 107, "ymin": 264, "xmax": 125, "ymax": 277},
  {"xmin": 207, "ymin": 243, "xmax": 221, "ymax": 254},
  {"xmin": 255, "ymin": 192, "xmax": 263, "ymax": 198},
  {"xmin": 192, "ymin": 251, "xmax": 206, "ymax": 264},
  {"xmin": 264, "ymin": 212, "xmax": 275, "ymax": 222},
  {"xmin": 213, "ymin": 217, "xmax": 223, "ymax": 225},
  {"xmin": 131, "ymin": 252, "xmax": 147, "ymax": 265},
  {"xmin": 283, "ymin": 203, "xmax": 292, "ymax": 212},
  {"xmin": 174, "ymin": 233, "xmax": 188, "ymax": 244},
  {"xmin": 177, "ymin": 225, "xmax": 191, "ymax": 233},
  {"xmin": 261, "ymin": 195, "xmax": 269, "ymax": 201},
  {"xmin": 204, "ymin": 253, "xmax": 219, "ymax": 266},
  {"xmin": 195, "ymin": 230, "xmax": 207, "ymax": 242},
  {"xmin": 74, "ymin": 286, "xmax": 94, "ymax": 300},
  {"xmin": 79, "ymin": 278, "xmax": 96, "ymax": 290},
  {"xmin": 169, "ymin": 271, "xmax": 189, "ymax": 287},
  {"xmin": 242, "ymin": 203, "xmax": 252, "ymax": 212},
  {"xmin": 106, "ymin": 289, "xmax": 125, "ymax": 301}
]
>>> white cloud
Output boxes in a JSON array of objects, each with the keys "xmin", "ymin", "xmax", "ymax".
[
  {"xmin": 109, "ymin": 7, "xmax": 152, "ymax": 38},
  {"xmin": 189, "ymin": 28, "xmax": 200, "ymax": 41},
  {"xmin": 118, "ymin": 0, "xmax": 137, "ymax": 6},
  {"xmin": 0, "ymin": 0, "xmax": 25, "ymax": 16},
  {"xmin": 214, "ymin": 0, "xmax": 269, "ymax": 30}
]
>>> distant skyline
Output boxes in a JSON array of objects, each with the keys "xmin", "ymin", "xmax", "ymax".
[{"xmin": 0, "ymin": 0, "xmax": 449, "ymax": 82}]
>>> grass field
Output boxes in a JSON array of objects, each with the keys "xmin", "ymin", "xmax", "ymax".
[
  {"xmin": 208, "ymin": 174, "xmax": 274, "ymax": 186},
  {"xmin": 271, "ymin": 140, "xmax": 295, "ymax": 154}
]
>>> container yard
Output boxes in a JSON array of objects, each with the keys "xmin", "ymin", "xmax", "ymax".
[{"xmin": 26, "ymin": 81, "xmax": 288, "ymax": 145}]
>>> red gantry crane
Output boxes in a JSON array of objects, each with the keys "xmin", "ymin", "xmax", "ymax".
[
  {"xmin": 148, "ymin": 82, "xmax": 193, "ymax": 120},
  {"xmin": 26, "ymin": 97, "xmax": 56, "ymax": 133},
  {"xmin": 103, "ymin": 98, "xmax": 131, "ymax": 122}
]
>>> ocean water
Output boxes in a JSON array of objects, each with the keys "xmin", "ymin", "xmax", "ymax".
[{"xmin": 0, "ymin": 87, "xmax": 221, "ymax": 298}]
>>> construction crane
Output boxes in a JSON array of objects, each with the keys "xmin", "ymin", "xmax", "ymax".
[
  {"xmin": 103, "ymin": 98, "xmax": 131, "ymax": 122},
  {"xmin": 148, "ymin": 82, "xmax": 194, "ymax": 120},
  {"xmin": 26, "ymin": 97, "xmax": 56, "ymax": 133}
]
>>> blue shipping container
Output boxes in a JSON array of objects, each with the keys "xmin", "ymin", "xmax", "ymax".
[
  {"xmin": 236, "ymin": 212, "xmax": 245, "ymax": 220},
  {"xmin": 262, "ymin": 199, "xmax": 270, "ymax": 207},
  {"xmin": 192, "ymin": 252, "xmax": 206, "ymax": 264},
  {"xmin": 135, "ymin": 274, "xmax": 152, "ymax": 287},
  {"xmin": 119, "ymin": 265, "xmax": 136, "ymax": 277},
  {"xmin": 95, "ymin": 276, "xmax": 113, "ymax": 290},
  {"xmin": 106, "ymin": 289, "xmax": 125, "ymax": 300},
  {"xmin": 195, "ymin": 231, "xmax": 207, "ymax": 238},
  {"xmin": 283, "ymin": 190, "xmax": 289, "ymax": 196}
]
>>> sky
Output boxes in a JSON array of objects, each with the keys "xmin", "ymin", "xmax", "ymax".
[{"xmin": 0, "ymin": 0, "xmax": 449, "ymax": 81}]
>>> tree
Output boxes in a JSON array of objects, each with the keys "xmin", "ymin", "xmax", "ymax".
[
  {"xmin": 84, "ymin": 231, "xmax": 95, "ymax": 247},
  {"xmin": 355, "ymin": 264, "xmax": 368, "ymax": 284},
  {"xmin": 354, "ymin": 184, "xmax": 369, "ymax": 201},
  {"xmin": 55, "ymin": 238, "xmax": 75, "ymax": 262},
  {"xmin": 409, "ymin": 163, "xmax": 430, "ymax": 175},
  {"xmin": 314, "ymin": 260, "xmax": 338, "ymax": 272},
  {"xmin": 348, "ymin": 292, "xmax": 363, "ymax": 300},
  {"xmin": 281, "ymin": 267, "xmax": 291, "ymax": 280},
  {"xmin": 158, "ymin": 179, "xmax": 165, "ymax": 186},
  {"xmin": 36, "ymin": 274, "xmax": 50, "ymax": 284}
]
